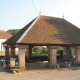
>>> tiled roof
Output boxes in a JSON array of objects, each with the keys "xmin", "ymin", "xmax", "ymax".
[
  {"xmin": 0, "ymin": 30, "xmax": 12, "ymax": 39},
  {"xmin": 4, "ymin": 15, "xmax": 80, "ymax": 45}
]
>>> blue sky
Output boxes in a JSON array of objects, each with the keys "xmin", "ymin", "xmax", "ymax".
[{"xmin": 0, "ymin": 0, "xmax": 80, "ymax": 31}]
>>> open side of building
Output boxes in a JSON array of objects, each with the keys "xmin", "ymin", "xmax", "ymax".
[{"xmin": 3, "ymin": 15, "xmax": 80, "ymax": 71}]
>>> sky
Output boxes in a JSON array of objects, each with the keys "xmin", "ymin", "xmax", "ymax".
[{"xmin": 0, "ymin": 0, "xmax": 80, "ymax": 31}]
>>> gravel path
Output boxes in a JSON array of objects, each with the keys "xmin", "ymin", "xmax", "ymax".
[{"xmin": 0, "ymin": 66, "xmax": 80, "ymax": 80}]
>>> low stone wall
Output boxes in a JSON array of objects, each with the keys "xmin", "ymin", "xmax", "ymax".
[
  {"xmin": 58, "ymin": 61, "xmax": 72, "ymax": 67},
  {"xmin": 27, "ymin": 61, "xmax": 49, "ymax": 69}
]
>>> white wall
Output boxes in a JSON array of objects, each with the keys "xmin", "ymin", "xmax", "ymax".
[
  {"xmin": 0, "ymin": 39, "xmax": 6, "ymax": 51},
  {"xmin": 0, "ymin": 38, "xmax": 18, "ymax": 51}
]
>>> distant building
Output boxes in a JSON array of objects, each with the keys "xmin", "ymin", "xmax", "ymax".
[{"xmin": 0, "ymin": 30, "xmax": 12, "ymax": 56}]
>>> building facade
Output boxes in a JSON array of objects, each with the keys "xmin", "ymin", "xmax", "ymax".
[{"xmin": 0, "ymin": 30, "xmax": 12, "ymax": 56}]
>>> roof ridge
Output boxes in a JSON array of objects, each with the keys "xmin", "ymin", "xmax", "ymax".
[
  {"xmin": 40, "ymin": 15, "xmax": 64, "ymax": 19},
  {"xmin": 17, "ymin": 15, "xmax": 41, "ymax": 43}
]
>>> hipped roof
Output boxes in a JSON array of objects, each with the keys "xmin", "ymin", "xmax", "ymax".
[{"xmin": 4, "ymin": 15, "xmax": 80, "ymax": 45}]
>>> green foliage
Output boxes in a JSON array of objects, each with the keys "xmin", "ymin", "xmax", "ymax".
[
  {"xmin": 25, "ymin": 46, "xmax": 48, "ymax": 57},
  {"xmin": 11, "ymin": 30, "xmax": 20, "ymax": 35},
  {"xmin": 41, "ymin": 47, "xmax": 47, "ymax": 53},
  {"xmin": 57, "ymin": 47, "xmax": 64, "ymax": 51},
  {"xmin": 25, "ymin": 46, "xmax": 76, "ymax": 58},
  {"xmin": 32, "ymin": 46, "xmax": 39, "ymax": 53},
  {"xmin": 25, "ymin": 49, "xmax": 28, "ymax": 56},
  {"xmin": 57, "ymin": 47, "xmax": 64, "ymax": 56},
  {"xmin": 71, "ymin": 47, "xmax": 75, "ymax": 54},
  {"xmin": 32, "ymin": 46, "xmax": 48, "ymax": 56}
]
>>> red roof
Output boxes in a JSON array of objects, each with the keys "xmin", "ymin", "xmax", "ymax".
[
  {"xmin": 0, "ymin": 30, "xmax": 12, "ymax": 39},
  {"xmin": 4, "ymin": 15, "xmax": 80, "ymax": 45}
]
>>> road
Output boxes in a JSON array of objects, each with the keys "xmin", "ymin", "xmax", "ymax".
[{"xmin": 0, "ymin": 66, "xmax": 80, "ymax": 80}]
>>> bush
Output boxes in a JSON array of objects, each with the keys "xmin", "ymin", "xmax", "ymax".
[{"xmin": 25, "ymin": 46, "xmax": 48, "ymax": 57}]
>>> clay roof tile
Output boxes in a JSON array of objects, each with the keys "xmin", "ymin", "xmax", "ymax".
[
  {"xmin": 0, "ymin": 30, "xmax": 12, "ymax": 39},
  {"xmin": 4, "ymin": 15, "xmax": 80, "ymax": 45}
]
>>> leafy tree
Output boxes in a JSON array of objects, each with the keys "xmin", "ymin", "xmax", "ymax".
[
  {"xmin": 25, "ymin": 46, "xmax": 48, "ymax": 57},
  {"xmin": 11, "ymin": 30, "xmax": 20, "ymax": 35},
  {"xmin": 25, "ymin": 49, "xmax": 28, "ymax": 56},
  {"xmin": 32, "ymin": 46, "xmax": 39, "ymax": 52}
]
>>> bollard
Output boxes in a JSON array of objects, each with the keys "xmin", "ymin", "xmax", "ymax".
[
  {"xmin": 57, "ymin": 64, "xmax": 59, "ymax": 68},
  {"xmin": 65, "ymin": 61, "xmax": 68, "ymax": 67},
  {"xmin": 68, "ymin": 64, "xmax": 71, "ymax": 67}
]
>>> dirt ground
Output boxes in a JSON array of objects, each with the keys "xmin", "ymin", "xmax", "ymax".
[{"xmin": 0, "ymin": 66, "xmax": 80, "ymax": 80}]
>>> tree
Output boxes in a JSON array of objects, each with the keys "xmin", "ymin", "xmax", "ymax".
[
  {"xmin": 32, "ymin": 46, "xmax": 39, "ymax": 52},
  {"xmin": 25, "ymin": 46, "xmax": 48, "ymax": 57},
  {"xmin": 11, "ymin": 30, "xmax": 20, "ymax": 35},
  {"xmin": 32, "ymin": 46, "xmax": 48, "ymax": 56}
]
